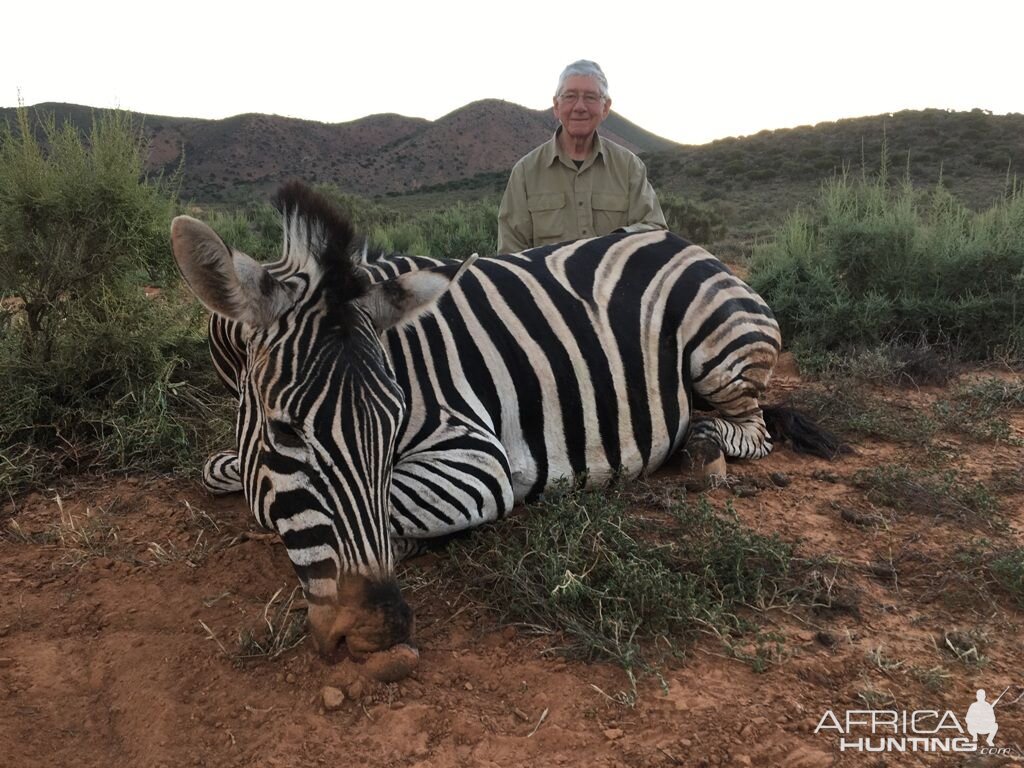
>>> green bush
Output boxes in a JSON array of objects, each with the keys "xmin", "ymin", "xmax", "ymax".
[
  {"xmin": 0, "ymin": 106, "xmax": 231, "ymax": 493},
  {"xmin": 198, "ymin": 203, "xmax": 281, "ymax": 262},
  {"xmin": 370, "ymin": 199, "xmax": 498, "ymax": 258},
  {"xmin": 748, "ymin": 163, "xmax": 1024, "ymax": 362},
  {"xmin": 660, "ymin": 194, "xmax": 727, "ymax": 244}
]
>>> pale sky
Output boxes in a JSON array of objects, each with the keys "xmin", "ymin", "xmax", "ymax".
[{"xmin": 4, "ymin": 0, "xmax": 1021, "ymax": 146}]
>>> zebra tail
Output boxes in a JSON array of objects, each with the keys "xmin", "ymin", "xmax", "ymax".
[{"xmin": 762, "ymin": 405, "xmax": 848, "ymax": 460}]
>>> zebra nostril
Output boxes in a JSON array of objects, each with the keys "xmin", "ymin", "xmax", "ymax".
[
  {"xmin": 306, "ymin": 603, "xmax": 354, "ymax": 663},
  {"xmin": 309, "ymin": 625, "xmax": 345, "ymax": 662}
]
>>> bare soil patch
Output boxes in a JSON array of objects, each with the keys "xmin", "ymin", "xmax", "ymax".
[{"xmin": 2, "ymin": 372, "xmax": 1023, "ymax": 768}]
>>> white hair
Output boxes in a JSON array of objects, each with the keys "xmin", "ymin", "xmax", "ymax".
[{"xmin": 554, "ymin": 60, "xmax": 610, "ymax": 100}]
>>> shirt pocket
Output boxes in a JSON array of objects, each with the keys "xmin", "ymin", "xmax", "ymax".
[
  {"xmin": 528, "ymin": 192, "xmax": 567, "ymax": 242},
  {"xmin": 592, "ymin": 193, "xmax": 629, "ymax": 234}
]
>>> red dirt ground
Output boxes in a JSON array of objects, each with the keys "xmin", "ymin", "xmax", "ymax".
[{"xmin": 2, "ymin": 365, "xmax": 1023, "ymax": 768}]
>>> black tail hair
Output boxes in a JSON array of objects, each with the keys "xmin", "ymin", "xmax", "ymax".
[{"xmin": 762, "ymin": 405, "xmax": 848, "ymax": 460}]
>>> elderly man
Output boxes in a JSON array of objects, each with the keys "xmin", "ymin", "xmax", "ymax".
[{"xmin": 497, "ymin": 60, "xmax": 666, "ymax": 254}]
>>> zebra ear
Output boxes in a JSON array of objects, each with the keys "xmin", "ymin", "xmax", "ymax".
[
  {"xmin": 171, "ymin": 216, "xmax": 291, "ymax": 328},
  {"xmin": 360, "ymin": 254, "xmax": 478, "ymax": 333}
]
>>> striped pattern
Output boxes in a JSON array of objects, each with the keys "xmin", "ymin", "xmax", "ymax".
[{"xmin": 192, "ymin": 193, "xmax": 782, "ymax": 602}]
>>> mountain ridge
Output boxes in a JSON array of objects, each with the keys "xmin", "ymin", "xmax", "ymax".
[{"xmin": 0, "ymin": 99, "xmax": 676, "ymax": 203}]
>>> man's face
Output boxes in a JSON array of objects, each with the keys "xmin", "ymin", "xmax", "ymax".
[{"xmin": 552, "ymin": 74, "xmax": 611, "ymax": 141}]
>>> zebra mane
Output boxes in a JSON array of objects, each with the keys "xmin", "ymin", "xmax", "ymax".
[{"xmin": 273, "ymin": 181, "xmax": 369, "ymax": 326}]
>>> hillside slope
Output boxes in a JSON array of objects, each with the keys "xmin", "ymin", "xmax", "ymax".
[{"xmin": 0, "ymin": 100, "xmax": 676, "ymax": 203}]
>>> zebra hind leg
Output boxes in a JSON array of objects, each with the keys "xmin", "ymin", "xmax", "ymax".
[
  {"xmin": 681, "ymin": 409, "xmax": 773, "ymax": 490},
  {"xmin": 681, "ymin": 420, "xmax": 729, "ymax": 489},
  {"xmin": 202, "ymin": 449, "xmax": 243, "ymax": 495}
]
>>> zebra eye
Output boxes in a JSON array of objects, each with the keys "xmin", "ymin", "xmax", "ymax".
[{"xmin": 269, "ymin": 420, "xmax": 305, "ymax": 449}]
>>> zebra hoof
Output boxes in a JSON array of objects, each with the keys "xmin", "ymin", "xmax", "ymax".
[
  {"xmin": 680, "ymin": 440, "xmax": 728, "ymax": 490},
  {"xmin": 360, "ymin": 643, "xmax": 420, "ymax": 682}
]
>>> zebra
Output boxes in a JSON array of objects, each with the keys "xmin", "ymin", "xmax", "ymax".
[{"xmin": 170, "ymin": 181, "xmax": 835, "ymax": 670}]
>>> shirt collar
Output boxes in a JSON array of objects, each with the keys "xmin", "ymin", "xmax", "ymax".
[{"xmin": 545, "ymin": 126, "xmax": 605, "ymax": 169}]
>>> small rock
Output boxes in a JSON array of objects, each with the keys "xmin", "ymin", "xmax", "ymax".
[
  {"xmin": 769, "ymin": 472, "xmax": 791, "ymax": 488},
  {"xmin": 321, "ymin": 686, "xmax": 345, "ymax": 711},
  {"xmin": 815, "ymin": 631, "xmax": 836, "ymax": 647},
  {"xmin": 603, "ymin": 728, "xmax": 624, "ymax": 741},
  {"xmin": 464, "ymin": 682, "xmax": 474, "ymax": 691},
  {"xmin": 839, "ymin": 507, "xmax": 876, "ymax": 527},
  {"xmin": 735, "ymin": 756, "xmax": 753, "ymax": 767},
  {"xmin": 346, "ymin": 679, "xmax": 367, "ymax": 700},
  {"xmin": 285, "ymin": 673, "xmax": 296, "ymax": 684}
]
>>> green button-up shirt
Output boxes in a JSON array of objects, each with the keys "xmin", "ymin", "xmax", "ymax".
[{"xmin": 497, "ymin": 128, "xmax": 666, "ymax": 254}]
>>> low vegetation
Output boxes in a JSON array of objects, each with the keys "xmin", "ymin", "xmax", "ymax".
[
  {"xmin": 0, "ymin": 105, "xmax": 232, "ymax": 494},
  {"xmin": 748, "ymin": 153, "xmax": 1024, "ymax": 364},
  {"xmin": 441, "ymin": 483, "xmax": 795, "ymax": 677},
  {"xmin": 852, "ymin": 465, "xmax": 1000, "ymax": 523}
]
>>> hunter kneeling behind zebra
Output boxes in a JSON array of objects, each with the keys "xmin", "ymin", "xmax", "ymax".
[{"xmin": 170, "ymin": 181, "xmax": 838, "ymax": 680}]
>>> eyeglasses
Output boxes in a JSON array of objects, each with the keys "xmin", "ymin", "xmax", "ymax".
[{"xmin": 557, "ymin": 91, "xmax": 604, "ymax": 106}]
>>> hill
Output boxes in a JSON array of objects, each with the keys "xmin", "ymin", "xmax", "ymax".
[
  {"xmin": 644, "ymin": 108, "xmax": 1024, "ymax": 255},
  {"xmin": 0, "ymin": 100, "xmax": 676, "ymax": 204},
  {"xmin": 3, "ymin": 103, "xmax": 1021, "ymax": 255}
]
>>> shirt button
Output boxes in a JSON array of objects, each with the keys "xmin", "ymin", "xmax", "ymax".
[{"xmin": 578, "ymin": 201, "xmax": 583, "ymax": 206}]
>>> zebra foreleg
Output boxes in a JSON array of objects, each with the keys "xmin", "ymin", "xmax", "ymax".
[
  {"xmin": 202, "ymin": 449, "xmax": 243, "ymax": 495},
  {"xmin": 388, "ymin": 417, "xmax": 514, "ymax": 560}
]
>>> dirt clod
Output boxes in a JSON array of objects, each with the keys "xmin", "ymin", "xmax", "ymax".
[
  {"xmin": 321, "ymin": 686, "xmax": 346, "ymax": 711},
  {"xmin": 360, "ymin": 643, "xmax": 419, "ymax": 683}
]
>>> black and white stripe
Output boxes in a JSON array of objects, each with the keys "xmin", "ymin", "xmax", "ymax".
[{"xmin": 180, "ymin": 183, "xmax": 784, "ymax": 604}]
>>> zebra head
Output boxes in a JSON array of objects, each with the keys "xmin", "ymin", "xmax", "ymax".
[{"xmin": 170, "ymin": 182, "xmax": 466, "ymax": 661}]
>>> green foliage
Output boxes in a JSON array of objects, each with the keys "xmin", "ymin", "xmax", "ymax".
[
  {"xmin": 787, "ymin": 387, "xmax": 937, "ymax": 445},
  {"xmin": 0, "ymin": 105, "xmax": 231, "ymax": 494},
  {"xmin": 198, "ymin": 203, "xmax": 281, "ymax": 262},
  {"xmin": 370, "ymin": 199, "xmax": 499, "ymax": 258},
  {"xmin": 644, "ymin": 109, "xmax": 1024, "ymax": 259},
  {"xmin": 198, "ymin": 187, "xmax": 498, "ymax": 264},
  {"xmin": 749, "ymin": 161, "xmax": 1024, "ymax": 363},
  {"xmin": 0, "ymin": 107, "xmax": 179, "ymax": 362},
  {"xmin": 441, "ymin": 483, "xmax": 793, "ymax": 674},
  {"xmin": 660, "ymin": 194, "xmax": 727, "ymax": 244},
  {"xmin": 852, "ymin": 465, "xmax": 1000, "ymax": 522},
  {"xmin": 989, "ymin": 548, "xmax": 1024, "ymax": 607},
  {"xmin": 932, "ymin": 378, "xmax": 1024, "ymax": 445},
  {"xmin": 792, "ymin": 339, "xmax": 957, "ymax": 387}
]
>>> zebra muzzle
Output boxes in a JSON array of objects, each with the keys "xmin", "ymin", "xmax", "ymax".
[{"xmin": 306, "ymin": 576, "xmax": 417, "ymax": 679}]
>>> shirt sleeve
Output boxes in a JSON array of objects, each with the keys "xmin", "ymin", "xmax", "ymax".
[
  {"xmin": 497, "ymin": 163, "xmax": 533, "ymax": 254},
  {"xmin": 624, "ymin": 156, "xmax": 667, "ymax": 233}
]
